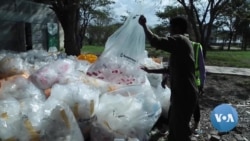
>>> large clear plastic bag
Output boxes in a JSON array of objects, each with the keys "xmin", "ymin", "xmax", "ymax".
[
  {"xmin": 40, "ymin": 98, "xmax": 84, "ymax": 141},
  {"xmin": 81, "ymin": 73, "xmax": 125, "ymax": 94},
  {"xmin": 87, "ymin": 13, "xmax": 146, "ymax": 85},
  {"xmin": 91, "ymin": 83, "xmax": 161, "ymax": 140},
  {"xmin": 141, "ymin": 57, "xmax": 164, "ymax": 88},
  {"xmin": 50, "ymin": 82, "xmax": 100, "ymax": 119},
  {"xmin": 29, "ymin": 59, "xmax": 78, "ymax": 89},
  {"xmin": 152, "ymin": 86, "xmax": 171, "ymax": 118},
  {"xmin": 0, "ymin": 75, "xmax": 46, "ymax": 101},
  {"xmin": 20, "ymin": 49, "xmax": 54, "ymax": 74},
  {"xmin": 0, "ymin": 97, "xmax": 22, "ymax": 140},
  {"xmin": 0, "ymin": 56, "xmax": 26, "ymax": 79},
  {"xmin": 142, "ymin": 57, "xmax": 171, "ymax": 118}
]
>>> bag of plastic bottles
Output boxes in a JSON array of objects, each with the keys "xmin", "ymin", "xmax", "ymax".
[
  {"xmin": 87, "ymin": 13, "xmax": 146, "ymax": 85},
  {"xmin": 91, "ymin": 83, "xmax": 161, "ymax": 140}
]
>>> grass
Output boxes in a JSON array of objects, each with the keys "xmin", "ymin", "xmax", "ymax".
[
  {"xmin": 205, "ymin": 51, "xmax": 250, "ymax": 68},
  {"xmin": 82, "ymin": 45, "xmax": 250, "ymax": 68},
  {"xmin": 81, "ymin": 45, "xmax": 105, "ymax": 55}
]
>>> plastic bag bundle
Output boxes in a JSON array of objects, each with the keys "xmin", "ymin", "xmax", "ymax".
[
  {"xmin": 0, "ymin": 97, "xmax": 22, "ymax": 140},
  {"xmin": 20, "ymin": 49, "xmax": 52, "ymax": 64},
  {"xmin": 0, "ymin": 56, "xmax": 26, "ymax": 79},
  {"xmin": 19, "ymin": 98, "xmax": 45, "ymax": 131},
  {"xmin": 49, "ymin": 82, "xmax": 101, "ymax": 137},
  {"xmin": 0, "ymin": 50, "xmax": 17, "ymax": 60},
  {"xmin": 50, "ymin": 82, "xmax": 100, "ymax": 120},
  {"xmin": 92, "ymin": 84, "xmax": 161, "ymax": 140},
  {"xmin": 40, "ymin": 98, "xmax": 84, "ymax": 141},
  {"xmin": 0, "ymin": 96, "xmax": 84, "ymax": 141},
  {"xmin": 152, "ymin": 86, "xmax": 171, "ymax": 118},
  {"xmin": 29, "ymin": 58, "xmax": 78, "ymax": 89},
  {"xmin": 20, "ymin": 49, "xmax": 54, "ymax": 74},
  {"xmin": 142, "ymin": 57, "xmax": 171, "ymax": 118},
  {"xmin": 142, "ymin": 58, "xmax": 164, "ymax": 87},
  {"xmin": 0, "ymin": 98, "xmax": 39, "ymax": 141},
  {"xmin": 0, "ymin": 75, "xmax": 46, "ymax": 101},
  {"xmin": 81, "ymin": 73, "xmax": 126, "ymax": 94},
  {"xmin": 0, "ymin": 49, "xmax": 57, "ymax": 79},
  {"xmin": 0, "ymin": 78, "xmax": 45, "ymax": 140},
  {"xmin": 87, "ymin": 14, "xmax": 146, "ymax": 85},
  {"xmin": 75, "ymin": 59, "xmax": 92, "ymax": 74}
]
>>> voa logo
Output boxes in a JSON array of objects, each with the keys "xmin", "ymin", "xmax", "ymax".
[
  {"xmin": 214, "ymin": 113, "xmax": 235, "ymax": 123},
  {"xmin": 210, "ymin": 104, "xmax": 238, "ymax": 132}
]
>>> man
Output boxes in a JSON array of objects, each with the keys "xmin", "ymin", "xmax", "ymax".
[
  {"xmin": 141, "ymin": 41, "xmax": 206, "ymax": 133},
  {"xmin": 139, "ymin": 15, "xmax": 198, "ymax": 141}
]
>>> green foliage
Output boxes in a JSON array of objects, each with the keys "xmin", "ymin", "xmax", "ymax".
[
  {"xmin": 156, "ymin": 5, "xmax": 186, "ymax": 20},
  {"xmin": 87, "ymin": 23, "xmax": 122, "ymax": 45}
]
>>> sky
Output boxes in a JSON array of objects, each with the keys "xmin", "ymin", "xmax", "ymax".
[{"xmin": 111, "ymin": 0, "xmax": 172, "ymax": 27}]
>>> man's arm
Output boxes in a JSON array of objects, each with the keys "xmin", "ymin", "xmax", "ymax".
[
  {"xmin": 141, "ymin": 66, "xmax": 168, "ymax": 74},
  {"xmin": 138, "ymin": 15, "xmax": 154, "ymax": 42},
  {"xmin": 138, "ymin": 15, "xmax": 175, "ymax": 52}
]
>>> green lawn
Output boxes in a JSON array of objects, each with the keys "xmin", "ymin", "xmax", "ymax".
[
  {"xmin": 82, "ymin": 45, "xmax": 250, "ymax": 68},
  {"xmin": 81, "ymin": 45, "xmax": 105, "ymax": 55},
  {"xmin": 205, "ymin": 51, "xmax": 250, "ymax": 68}
]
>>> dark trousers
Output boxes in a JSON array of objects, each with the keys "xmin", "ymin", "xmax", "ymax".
[
  {"xmin": 165, "ymin": 101, "xmax": 200, "ymax": 126},
  {"xmin": 193, "ymin": 100, "xmax": 200, "ymax": 123},
  {"xmin": 167, "ymin": 93, "xmax": 197, "ymax": 141}
]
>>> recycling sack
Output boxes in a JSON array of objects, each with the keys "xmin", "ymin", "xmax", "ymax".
[
  {"xmin": 91, "ymin": 83, "xmax": 161, "ymax": 140},
  {"xmin": 87, "ymin": 13, "xmax": 146, "ymax": 85}
]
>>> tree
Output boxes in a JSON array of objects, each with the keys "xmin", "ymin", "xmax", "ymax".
[
  {"xmin": 176, "ymin": 0, "xmax": 230, "ymax": 58},
  {"xmin": 155, "ymin": 6, "xmax": 186, "ymax": 36},
  {"xmin": 216, "ymin": 0, "xmax": 249, "ymax": 50},
  {"xmin": 33, "ymin": 0, "xmax": 82, "ymax": 55},
  {"xmin": 237, "ymin": 19, "xmax": 250, "ymax": 50},
  {"xmin": 233, "ymin": 0, "xmax": 250, "ymax": 50},
  {"xmin": 79, "ymin": 0, "xmax": 114, "ymax": 48},
  {"xmin": 33, "ymin": 0, "xmax": 114, "ymax": 56}
]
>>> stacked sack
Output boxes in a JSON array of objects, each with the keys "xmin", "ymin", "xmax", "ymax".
[
  {"xmin": 0, "ymin": 12, "xmax": 171, "ymax": 141},
  {"xmin": 0, "ymin": 49, "xmax": 166, "ymax": 141}
]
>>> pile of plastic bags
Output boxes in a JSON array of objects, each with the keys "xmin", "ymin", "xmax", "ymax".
[{"xmin": 0, "ymin": 14, "xmax": 171, "ymax": 141}]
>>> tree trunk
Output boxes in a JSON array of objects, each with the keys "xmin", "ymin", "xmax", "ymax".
[
  {"xmin": 64, "ymin": 25, "xmax": 81, "ymax": 56},
  {"xmin": 227, "ymin": 31, "xmax": 233, "ymax": 50},
  {"xmin": 62, "ymin": 10, "xmax": 81, "ymax": 56},
  {"xmin": 51, "ymin": 3, "xmax": 81, "ymax": 56}
]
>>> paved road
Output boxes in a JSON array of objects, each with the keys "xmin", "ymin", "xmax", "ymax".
[{"xmin": 206, "ymin": 66, "xmax": 250, "ymax": 76}]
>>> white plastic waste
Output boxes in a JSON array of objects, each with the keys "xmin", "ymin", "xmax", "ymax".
[
  {"xmin": 87, "ymin": 13, "xmax": 146, "ymax": 85},
  {"xmin": 0, "ymin": 75, "xmax": 46, "ymax": 101},
  {"xmin": 92, "ymin": 83, "xmax": 161, "ymax": 140},
  {"xmin": 40, "ymin": 98, "xmax": 84, "ymax": 141},
  {"xmin": 50, "ymin": 82, "xmax": 100, "ymax": 120},
  {"xmin": 0, "ymin": 97, "xmax": 22, "ymax": 140},
  {"xmin": 29, "ymin": 59, "xmax": 78, "ymax": 89}
]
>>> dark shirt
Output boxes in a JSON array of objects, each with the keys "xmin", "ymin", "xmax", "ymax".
[{"xmin": 149, "ymin": 34, "xmax": 198, "ymax": 103}]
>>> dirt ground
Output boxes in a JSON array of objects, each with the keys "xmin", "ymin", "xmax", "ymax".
[{"xmin": 149, "ymin": 73, "xmax": 250, "ymax": 141}]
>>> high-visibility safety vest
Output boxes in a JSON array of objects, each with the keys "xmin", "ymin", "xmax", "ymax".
[{"xmin": 192, "ymin": 42, "xmax": 203, "ymax": 87}]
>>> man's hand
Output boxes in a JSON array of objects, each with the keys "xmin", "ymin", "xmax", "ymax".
[
  {"xmin": 140, "ymin": 66, "xmax": 150, "ymax": 73},
  {"xmin": 161, "ymin": 75, "xmax": 168, "ymax": 89},
  {"xmin": 161, "ymin": 77, "xmax": 167, "ymax": 89},
  {"xmin": 139, "ymin": 15, "xmax": 146, "ymax": 26}
]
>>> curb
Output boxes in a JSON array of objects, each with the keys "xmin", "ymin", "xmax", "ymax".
[{"xmin": 205, "ymin": 66, "xmax": 250, "ymax": 76}]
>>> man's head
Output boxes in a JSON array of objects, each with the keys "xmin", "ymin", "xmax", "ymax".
[{"xmin": 169, "ymin": 16, "xmax": 188, "ymax": 35}]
